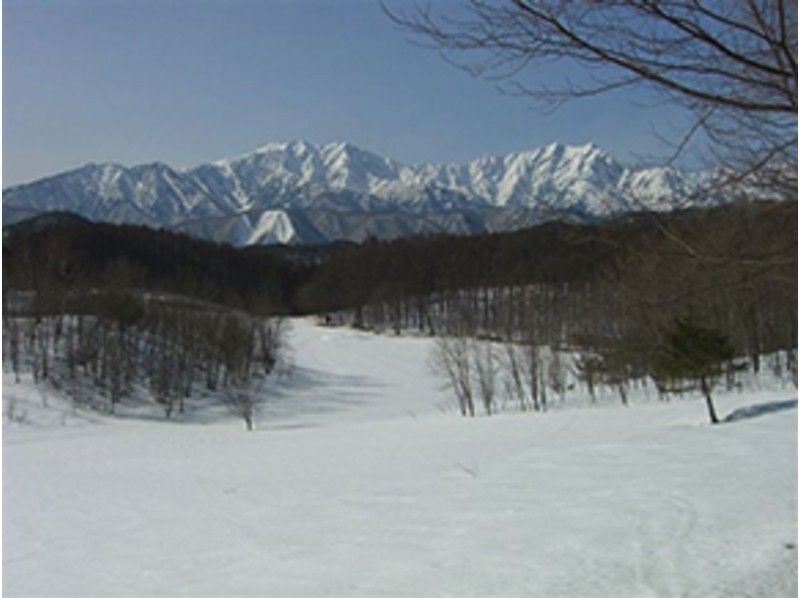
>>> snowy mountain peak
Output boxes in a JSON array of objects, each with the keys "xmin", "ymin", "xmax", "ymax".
[
  {"xmin": 3, "ymin": 140, "xmax": 714, "ymax": 246},
  {"xmin": 540, "ymin": 141, "xmax": 566, "ymax": 157},
  {"xmin": 321, "ymin": 140, "xmax": 357, "ymax": 154},
  {"xmin": 256, "ymin": 139, "xmax": 314, "ymax": 154}
]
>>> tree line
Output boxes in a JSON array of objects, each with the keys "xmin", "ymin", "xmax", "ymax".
[
  {"xmin": 3, "ymin": 286, "xmax": 286, "ymax": 430},
  {"xmin": 3, "ymin": 217, "xmax": 294, "ymax": 429},
  {"xmin": 3, "ymin": 200, "xmax": 796, "ymax": 424},
  {"xmin": 3, "ymin": 216, "xmax": 313, "ymax": 315},
  {"xmin": 302, "ymin": 201, "xmax": 797, "ymax": 422}
]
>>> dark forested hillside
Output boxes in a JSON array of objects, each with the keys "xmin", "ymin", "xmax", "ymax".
[
  {"xmin": 298, "ymin": 202, "xmax": 796, "ymax": 316},
  {"xmin": 3, "ymin": 218, "xmax": 313, "ymax": 314},
  {"xmin": 4, "ymin": 201, "xmax": 795, "ymax": 335}
]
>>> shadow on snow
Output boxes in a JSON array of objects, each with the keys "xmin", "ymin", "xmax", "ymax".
[
  {"xmin": 258, "ymin": 365, "xmax": 386, "ymax": 429},
  {"xmin": 724, "ymin": 399, "xmax": 798, "ymax": 423}
]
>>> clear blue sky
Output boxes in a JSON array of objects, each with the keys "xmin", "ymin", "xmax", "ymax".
[{"xmin": 3, "ymin": 0, "xmax": 692, "ymax": 186}]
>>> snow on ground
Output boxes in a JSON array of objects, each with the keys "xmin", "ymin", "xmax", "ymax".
[{"xmin": 3, "ymin": 318, "xmax": 797, "ymax": 596}]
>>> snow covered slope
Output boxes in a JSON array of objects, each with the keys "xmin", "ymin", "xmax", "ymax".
[
  {"xmin": 4, "ymin": 319, "xmax": 797, "ymax": 596},
  {"xmin": 2, "ymin": 141, "xmax": 713, "ymax": 245}
]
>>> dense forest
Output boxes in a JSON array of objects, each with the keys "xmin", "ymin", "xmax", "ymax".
[
  {"xmin": 3, "ymin": 214, "xmax": 312, "ymax": 315},
  {"xmin": 3, "ymin": 200, "xmax": 796, "ymax": 423},
  {"xmin": 300, "ymin": 201, "xmax": 796, "ymax": 420}
]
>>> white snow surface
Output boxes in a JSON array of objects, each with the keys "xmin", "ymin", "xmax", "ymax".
[
  {"xmin": 3, "ymin": 318, "xmax": 797, "ymax": 596},
  {"xmin": 247, "ymin": 209, "xmax": 297, "ymax": 245}
]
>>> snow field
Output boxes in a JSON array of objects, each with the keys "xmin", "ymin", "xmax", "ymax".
[{"xmin": 3, "ymin": 318, "xmax": 797, "ymax": 596}]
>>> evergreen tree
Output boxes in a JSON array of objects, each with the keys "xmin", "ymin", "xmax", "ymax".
[{"xmin": 653, "ymin": 319, "xmax": 736, "ymax": 424}]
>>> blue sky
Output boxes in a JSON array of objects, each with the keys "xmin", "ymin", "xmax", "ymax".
[{"xmin": 3, "ymin": 0, "xmax": 692, "ymax": 185}]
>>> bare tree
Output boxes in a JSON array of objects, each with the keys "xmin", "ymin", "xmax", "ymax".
[
  {"xmin": 547, "ymin": 346, "xmax": 568, "ymax": 403},
  {"xmin": 217, "ymin": 313, "xmax": 279, "ymax": 431},
  {"xmin": 526, "ymin": 341, "xmax": 545, "ymax": 412},
  {"xmin": 257, "ymin": 318, "xmax": 288, "ymax": 375},
  {"xmin": 432, "ymin": 332, "xmax": 476, "ymax": 417},
  {"xmin": 502, "ymin": 343, "xmax": 529, "ymax": 411},
  {"xmin": 385, "ymin": 1, "xmax": 797, "ymax": 201},
  {"xmin": 575, "ymin": 352, "xmax": 602, "ymax": 403},
  {"xmin": 4, "ymin": 315, "xmax": 22, "ymax": 383},
  {"xmin": 473, "ymin": 341, "xmax": 498, "ymax": 415},
  {"xmin": 224, "ymin": 368, "xmax": 260, "ymax": 431}
]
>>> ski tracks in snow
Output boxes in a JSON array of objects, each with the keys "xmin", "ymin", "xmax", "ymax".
[{"xmin": 633, "ymin": 492, "xmax": 700, "ymax": 595}]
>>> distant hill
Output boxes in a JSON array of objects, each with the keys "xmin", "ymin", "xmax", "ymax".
[
  {"xmin": 3, "ymin": 211, "xmax": 90, "ymax": 239},
  {"xmin": 7, "ymin": 200, "xmax": 791, "ymax": 320}
]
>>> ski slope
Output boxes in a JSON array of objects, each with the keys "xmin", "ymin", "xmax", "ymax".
[{"xmin": 3, "ymin": 318, "xmax": 797, "ymax": 596}]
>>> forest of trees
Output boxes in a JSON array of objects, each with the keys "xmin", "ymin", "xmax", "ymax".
[
  {"xmin": 3, "ymin": 287, "xmax": 286, "ymax": 430},
  {"xmin": 301, "ymin": 203, "xmax": 795, "ymax": 347},
  {"xmin": 3, "ymin": 199, "xmax": 796, "ymax": 425},
  {"xmin": 3, "ymin": 215, "xmax": 312, "ymax": 315},
  {"xmin": 3, "ymin": 217, "xmax": 294, "ymax": 429},
  {"xmin": 301, "ymin": 201, "xmax": 797, "ymax": 421}
]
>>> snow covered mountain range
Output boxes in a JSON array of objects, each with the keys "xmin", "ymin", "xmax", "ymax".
[{"xmin": 2, "ymin": 140, "xmax": 713, "ymax": 245}]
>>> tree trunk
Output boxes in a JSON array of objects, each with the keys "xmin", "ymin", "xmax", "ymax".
[
  {"xmin": 700, "ymin": 376, "xmax": 720, "ymax": 424},
  {"xmin": 618, "ymin": 384, "xmax": 628, "ymax": 407}
]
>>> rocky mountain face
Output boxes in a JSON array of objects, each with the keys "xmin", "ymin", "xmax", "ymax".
[{"xmin": 2, "ymin": 140, "xmax": 713, "ymax": 245}]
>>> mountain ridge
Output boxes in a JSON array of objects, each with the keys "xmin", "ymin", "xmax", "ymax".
[{"xmin": 3, "ymin": 140, "xmax": 714, "ymax": 245}]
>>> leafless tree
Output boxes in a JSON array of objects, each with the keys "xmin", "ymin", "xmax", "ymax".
[
  {"xmin": 385, "ymin": 1, "xmax": 797, "ymax": 203},
  {"xmin": 4, "ymin": 314, "xmax": 22, "ymax": 383},
  {"xmin": 225, "ymin": 368, "xmax": 260, "ymax": 431},
  {"xmin": 216, "ymin": 312, "xmax": 280, "ymax": 431},
  {"xmin": 502, "ymin": 343, "xmax": 529, "ymax": 411},
  {"xmin": 473, "ymin": 341, "xmax": 498, "ymax": 414},
  {"xmin": 575, "ymin": 352, "xmax": 602, "ymax": 403},
  {"xmin": 432, "ymin": 331, "xmax": 476, "ymax": 417},
  {"xmin": 547, "ymin": 346, "xmax": 568, "ymax": 403},
  {"xmin": 258, "ymin": 318, "xmax": 288, "ymax": 375},
  {"xmin": 509, "ymin": 337, "xmax": 545, "ymax": 412}
]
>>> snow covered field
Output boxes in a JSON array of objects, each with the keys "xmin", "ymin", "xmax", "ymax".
[{"xmin": 3, "ymin": 318, "xmax": 797, "ymax": 596}]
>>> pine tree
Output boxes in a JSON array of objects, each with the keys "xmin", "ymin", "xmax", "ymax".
[{"xmin": 653, "ymin": 318, "xmax": 736, "ymax": 424}]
